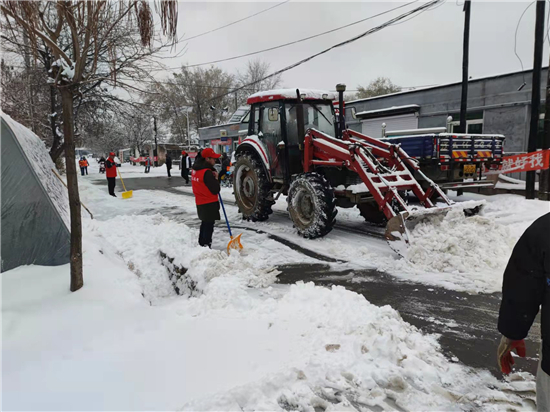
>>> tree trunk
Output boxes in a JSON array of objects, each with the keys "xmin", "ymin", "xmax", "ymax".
[
  {"xmin": 48, "ymin": 85, "xmax": 64, "ymax": 162},
  {"xmin": 60, "ymin": 87, "xmax": 84, "ymax": 292}
]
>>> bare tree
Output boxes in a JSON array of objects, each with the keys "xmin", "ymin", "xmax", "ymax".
[
  {"xmin": 1, "ymin": 1, "xmax": 178, "ymax": 292},
  {"xmin": 146, "ymin": 66, "xmax": 234, "ymax": 144},
  {"xmin": 355, "ymin": 77, "xmax": 401, "ymax": 99},
  {"xmin": 236, "ymin": 59, "xmax": 282, "ymax": 108}
]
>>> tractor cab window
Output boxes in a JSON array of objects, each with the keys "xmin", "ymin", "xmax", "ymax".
[
  {"xmin": 286, "ymin": 102, "xmax": 335, "ymax": 144},
  {"xmin": 304, "ymin": 103, "xmax": 335, "ymax": 137},
  {"xmin": 260, "ymin": 103, "xmax": 281, "ymax": 140},
  {"xmin": 251, "ymin": 107, "xmax": 260, "ymax": 135}
]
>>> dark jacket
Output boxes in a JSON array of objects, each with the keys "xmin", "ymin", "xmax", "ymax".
[
  {"xmin": 166, "ymin": 156, "xmax": 172, "ymax": 169},
  {"xmin": 221, "ymin": 156, "xmax": 230, "ymax": 173},
  {"xmin": 498, "ymin": 213, "xmax": 550, "ymax": 373},
  {"xmin": 192, "ymin": 157, "xmax": 220, "ymax": 222}
]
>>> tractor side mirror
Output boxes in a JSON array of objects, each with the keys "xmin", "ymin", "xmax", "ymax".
[
  {"xmin": 350, "ymin": 107, "xmax": 357, "ymax": 119},
  {"xmin": 268, "ymin": 107, "xmax": 278, "ymax": 122}
]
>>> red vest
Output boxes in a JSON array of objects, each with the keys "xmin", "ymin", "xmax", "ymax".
[
  {"xmin": 192, "ymin": 169, "xmax": 218, "ymax": 205},
  {"xmin": 106, "ymin": 158, "xmax": 117, "ymax": 178}
]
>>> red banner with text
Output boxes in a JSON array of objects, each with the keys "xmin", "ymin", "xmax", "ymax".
[{"xmin": 485, "ymin": 149, "xmax": 550, "ymax": 175}]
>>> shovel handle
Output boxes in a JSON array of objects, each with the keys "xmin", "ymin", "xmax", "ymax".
[
  {"xmin": 218, "ymin": 194, "xmax": 233, "ymax": 238},
  {"xmin": 117, "ymin": 168, "xmax": 128, "ymax": 192}
]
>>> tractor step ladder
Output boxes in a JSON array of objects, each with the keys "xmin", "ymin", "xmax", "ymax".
[{"xmin": 304, "ymin": 128, "xmax": 453, "ymax": 223}]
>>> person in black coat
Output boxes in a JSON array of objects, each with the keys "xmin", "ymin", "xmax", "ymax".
[
  {"xmin": 219, "ymin": 152, "xmax": 230, "ymax": 183},
  {"xmin": 191, "ymin": 148, "xmax": 221, "ymax": 248},
  {"xmin": 497, "ymin": 212, "xmax": 550, "ymax": 409},
  {"xmin": 166, "ymin": 154, "xmax": 172, "ymax": 178},
  {"xmin": 180, "ymin": 151, "xmax": 190, "ymax": 184}
]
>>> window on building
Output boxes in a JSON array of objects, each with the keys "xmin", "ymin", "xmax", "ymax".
[
  {"xmin": 537, "ymin": 111, "xmax": 546, "ymax": 149},
  {"xmin": 450, "ymin": 111, "xmax": 483, "ymax": 134}
]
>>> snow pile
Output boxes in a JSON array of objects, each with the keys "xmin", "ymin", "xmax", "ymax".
[
  {"xmin": 2, "ymin": 240, "xmax": 534, "ymax": 411},
  {"xmin": 2, "ymin": 174, "xmax": 539, "ymax": 410},
  {"xmin": 180, "ymin": 282, "xmax": 530, "ymax": 411},
  {"xmin": 1, "ymin": 111, "xmax": 70, "ymax": 228},
  {"xmin": 89, "ymin": 211, "xmax": 318, "ymax": 303},
  {"xmin": 405, "ymin": 206, "xmax": 515, "ymax": 275}
]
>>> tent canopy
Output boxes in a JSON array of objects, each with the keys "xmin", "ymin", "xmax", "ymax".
[{"xmin": 1, "ymin": 112, "xmax": 70, "ymax": 272}]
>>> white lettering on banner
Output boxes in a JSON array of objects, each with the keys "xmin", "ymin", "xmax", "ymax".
[
  {"xmin": 502, "ymin": 152, "xmax": 544, "ymax": 173},
  {"xmin": 529, "ymin": 151, "xmax": 545, "ymax": 169}
]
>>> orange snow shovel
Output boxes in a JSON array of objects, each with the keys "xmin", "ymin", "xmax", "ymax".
[
  {"xmin": 117, "ymin": 169, "xmax": 133, "ymax": 199},
  {"xmin": 219, "ymin": 194, "xmax": 243, "ymax": 254}
]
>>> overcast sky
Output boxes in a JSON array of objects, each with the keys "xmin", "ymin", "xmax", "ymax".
[{"xmin": 153, "ymin": 0, "xmax": 549, "ymax": 93}]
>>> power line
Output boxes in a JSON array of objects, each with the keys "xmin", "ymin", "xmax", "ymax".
[
  {"xmin": 205, "ymin": 0, "xmax": 443, "ymax": 103},
  {"xmin": 514, "ymin": 1, "xmax": 535, "ymax": 88},
  {"xmin": 180, "ymin": 0, "xmax": 290, "ymax": 42},
  {"xmin": 165, "ymin": 1, "xmax": 419, "ymax": 69}
]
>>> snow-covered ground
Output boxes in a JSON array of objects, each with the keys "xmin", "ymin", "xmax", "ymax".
[{"xmin": 2, "ymin": 162, "xmax": 547, "ymax": 410}]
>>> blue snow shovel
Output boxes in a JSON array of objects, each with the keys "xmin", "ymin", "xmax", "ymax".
[{"xmin": 219, "ymin": 194, "xmax": 243, "ymax": 254}]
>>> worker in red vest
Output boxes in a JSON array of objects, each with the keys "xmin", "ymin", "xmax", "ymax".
[
  {"xmin": 191, "ymin": 148, "xmax": 221, "ymax": 247},
  {"xmin": 105, "ymin": 152, "xmax": 118, "ymax": 197}
]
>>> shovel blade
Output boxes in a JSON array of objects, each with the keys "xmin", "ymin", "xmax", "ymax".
[
  {"xmin": 227, "ymin": 233, "xmax": 243, "ymax": 254},
  {"xmin": 385, "ymin": 201, "xmax": 485, "ymax": 256},
  {"xmin": 122, "ymin": 190, "xmax": 133, "ymax": 199}
]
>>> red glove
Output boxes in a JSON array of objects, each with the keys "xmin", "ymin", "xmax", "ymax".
[{"xmin": 497, "ymin": 336, "xmax": 526, "ymax": 374}]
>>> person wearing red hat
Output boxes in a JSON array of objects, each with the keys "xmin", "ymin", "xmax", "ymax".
[
  {"xmin": 192, "ymin": 148, "xmax": 221, "ymax": 248},
  {"xmin": 180, "ymin": 150, "xmax": 191, "ymax": 184},
  {"xmin": 105, "ymin": 152, "xmax": 118, "ymax": 197}
]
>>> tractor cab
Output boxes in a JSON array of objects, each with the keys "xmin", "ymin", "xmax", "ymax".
[{"xmin": 244, "ymin": 89, "xmax": 338, "ymax": 182}]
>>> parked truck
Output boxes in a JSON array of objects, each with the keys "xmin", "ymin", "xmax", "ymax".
[
  {"xmin": 232, "ymin": 85, "xmax": 489, "ymax": 253},
  {"xmin": 380, "ymin": 129, "xmax": 504, "ymax": 195}
]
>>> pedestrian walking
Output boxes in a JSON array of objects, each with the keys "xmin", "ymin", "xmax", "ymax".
[
  {"xmin": 79, "ymin": 157, "xmax": 89, "ymax": 176},
  {"xmin": 105, "ymin": 152, "xmax": 118, "ymax": 197},
  {"xmin": 497, "ymin": 212, "xmax": 550, "ymax": 411},
  {"xmin": 144, "ymin": 156, "xmax": 151, "ymax": 173},
  {"xmin": 180, "ymin": 150, "xmax": 191, "ymax": 184},
  {"xmin": 191, "ymin": 148, "xmax": 221, "ymax": 248},
  {"xmin": 219, "ymin": 152, "xmax": 230, "ymax": 183},
  {"xmin": 166, "ymin": 154, "xmax": 172, "ymax": 178}
]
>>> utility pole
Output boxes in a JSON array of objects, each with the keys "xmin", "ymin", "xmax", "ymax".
[
  {"xmin": 538, "ymin": 63, "xmax": 550, "ymax": 200},
  {"xmin": 153, "ymin": 115, "xmax": 158, "ymax": 167},
  {"xmin": 526, "ymin": 0, "xmax": 546, "ymax": 199},
  {"xmin": 459, "ymin": 0, "xmax": 471, "ymax": 133}
]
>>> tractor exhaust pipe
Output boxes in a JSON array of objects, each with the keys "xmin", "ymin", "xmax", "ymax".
[
  {"xmin": 296, "ymin": 89, "xmax": 306, "ymax": 141},
  {"xmin": 336, "ymin": 83, "xmax": 346, "ymax": 139}
]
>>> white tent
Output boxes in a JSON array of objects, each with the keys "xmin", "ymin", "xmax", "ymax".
[{"xmin": 1, "ymin": 112, "xmax": 70, "ymax": 272}]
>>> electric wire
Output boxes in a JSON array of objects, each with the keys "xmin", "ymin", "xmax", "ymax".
[{"xmin": 164, "ymin": 0, "xmax": 419, "ymax": 69}]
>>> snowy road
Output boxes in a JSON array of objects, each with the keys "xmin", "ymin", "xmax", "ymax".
[{"xmin": 95, "ymin": 175, "xmax": 542, "ymax": 377}]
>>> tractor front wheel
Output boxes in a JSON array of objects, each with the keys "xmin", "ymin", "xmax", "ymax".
[
  {"xmin": 287, "ymin": 172, "xmax": 337, "ymax": 239},
  {"xmin": 233, "ymin": 153, "xmax": 273, "ymax": 221},
  {"xmin": 357, "ymin": 202, "xmax": 387, "ymax": 225}
]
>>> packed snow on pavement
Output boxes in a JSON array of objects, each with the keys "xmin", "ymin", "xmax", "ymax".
[
  {"xmin": 174, "ymin": 182, "xmax": 549, "ymax": 294},
  {"xmin": 2, "ymin": 164, "xmax": 546, "ymax": 410}
]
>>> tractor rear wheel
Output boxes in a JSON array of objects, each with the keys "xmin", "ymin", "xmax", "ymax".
[
  {"xmin": 287, "ymin": 172, "xmax": 337, "ymax": 238},
  {"xmin": 233, "ymin": 153, "xmax": 273, "ymax": 221},
  {"xmin": 357, "ymin": 202, "xmax": 387, "ymax": 225}
]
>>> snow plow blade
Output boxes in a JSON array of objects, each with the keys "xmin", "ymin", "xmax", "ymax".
[{"xmin": 384, "ymin": 201, "xmax": 485, "ymax": 256}]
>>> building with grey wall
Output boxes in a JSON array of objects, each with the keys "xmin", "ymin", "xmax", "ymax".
[
  {"xmin": 198, "ymin": 106, "xmax": 250, "ymax": 154},
  {"xmin": 345, "ymin": 68, "xmax": 547, "ymax": 154}
]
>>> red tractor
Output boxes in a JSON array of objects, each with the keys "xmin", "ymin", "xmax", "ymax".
[{"xmin": 232, "ymin": 85, "xmax": 481, "ymax": 253}]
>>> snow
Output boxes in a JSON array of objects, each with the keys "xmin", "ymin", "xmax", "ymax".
[
  {"xmin": 495, "ymin": 174, "xmax": 539, "ymax": 190},
  {"xmin": 258, "ymin": 188, "xmax": 548, "ymax": 294},
  {"xmin": 2, "ymin": 160, "xmax": 546, "ymax": 410},
  {"xmin": 1, "ymin": 111, "xmax": 70, "ymax": 228},
  {"xmin": 247, "ymin": 88, "xmax": 337, "ymax": 102},
  {"xmin": 355, "ymin": 104, "xmax": 420, "ymax": 117},
  {"xmin": 2, "ymin": 219, "xmax": 534, "ymax": 411}
]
